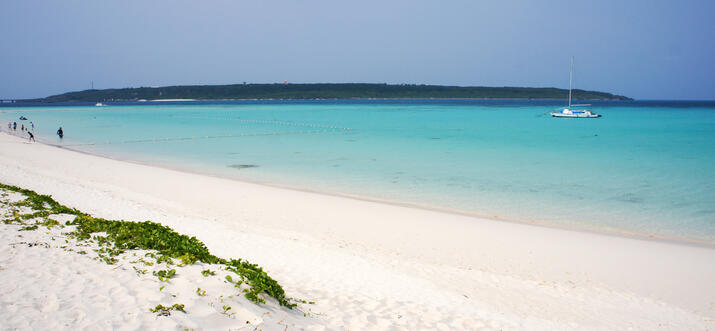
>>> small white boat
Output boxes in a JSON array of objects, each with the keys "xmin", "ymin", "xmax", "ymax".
[
  {"xmin": 95, "ymin": 102, "xmax": 104, "ymax": 107},
  {"xmin": 551, "ymin": 57, "xmax": 601, "ymax": 118},
  {"xmin": 552, "ymin": 105, "xmax": 601, "ymax": 118}
]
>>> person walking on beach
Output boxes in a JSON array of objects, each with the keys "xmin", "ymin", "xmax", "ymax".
[
  {"xmin": 57, "ymin": 127, "xmax": 64, "ymax": 138},
  {"xmin": 27, "ymin": 131, "xmax": 34, "ymax": 142},
  {"xmin": 13, "ymin": 122, "xmax": 16, "ymax": 131}
]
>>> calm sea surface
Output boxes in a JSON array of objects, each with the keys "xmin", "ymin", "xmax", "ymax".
[{"xmin": 2, "ymin": 100, "xmax": 714, "ymax": 243}]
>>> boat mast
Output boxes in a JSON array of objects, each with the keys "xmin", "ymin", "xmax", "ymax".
[{"xmin": 568, "ymin": 56, "xmax": 573, "ymax": 109}]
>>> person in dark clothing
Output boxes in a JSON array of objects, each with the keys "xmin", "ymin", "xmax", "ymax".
[
  {"xmin": 57, "ymin": 127, "xmax": 64, "ymax": 138},
  {"xmin": 27, "ymin": 131, "xmax": 35, "ymax": 142},
  {"xmin": 13, "ymin": 122, "xmax": 16, "ymax": 131}
]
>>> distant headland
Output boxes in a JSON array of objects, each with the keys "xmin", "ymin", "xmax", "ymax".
[{"xmin": 23, "ymin": 83, "xmax": 632, "ymax": 102}]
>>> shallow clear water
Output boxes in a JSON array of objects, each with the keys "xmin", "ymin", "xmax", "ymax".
[{"xmin": 2, "ymin": 100, "xmax": 714, "ymax": 242}]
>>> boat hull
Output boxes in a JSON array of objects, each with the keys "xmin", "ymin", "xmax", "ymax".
[{"xmin": 550, "ymin": 112, "xmax": 601, "ymax": 118}]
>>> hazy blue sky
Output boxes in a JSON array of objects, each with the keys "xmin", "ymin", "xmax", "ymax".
[{"xmin": 1, "ymin": 0, "xmax": 713, "ymax": 99}]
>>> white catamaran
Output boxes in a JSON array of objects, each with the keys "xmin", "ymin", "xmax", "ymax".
[{"xmin": 551, "ymin": 57, "xmax": 601, "ymax": 118}]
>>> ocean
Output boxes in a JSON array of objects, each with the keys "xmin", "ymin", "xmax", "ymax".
[{"xmin": 2, "ymin": 99, "xmax": 714, "ymax": 243}]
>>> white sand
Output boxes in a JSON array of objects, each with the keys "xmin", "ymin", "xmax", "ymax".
[{"xmin": 1, "ymin": 132, "xmax": 714, "ymax": 330}]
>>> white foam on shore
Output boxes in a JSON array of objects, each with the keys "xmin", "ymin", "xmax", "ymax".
[{"xmin": 1, "ymin": 132, "xmax": 714, "ymax": 330}]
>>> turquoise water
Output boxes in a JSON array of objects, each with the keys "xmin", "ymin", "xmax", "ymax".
[{"xmin": 2, "ymin": 100, "xmax": 714, "ymax": 243}]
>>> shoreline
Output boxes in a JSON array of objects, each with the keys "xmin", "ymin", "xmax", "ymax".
[
  {"xmin": 1, "ymin": 131, "xmax": 714, "ymax": 328},
  {"xmin": 44, "ymin": 137, "xmax": 715, "ymax": 249},
  {"xmin": 3, "ymin": 127, "xmax": 714, "ymax": 248}
]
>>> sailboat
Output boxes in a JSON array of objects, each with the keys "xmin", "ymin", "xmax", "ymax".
[{"xmin": 551, "ymin": 57, "xmax": 601, "ymax": 118}]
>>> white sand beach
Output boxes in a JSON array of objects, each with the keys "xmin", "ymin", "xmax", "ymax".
[{"xmin": 1, "ymin": 131, "xmax": 714, "ymax": 330}]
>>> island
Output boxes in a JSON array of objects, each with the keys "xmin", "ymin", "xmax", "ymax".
[{"xmin": 24, "ymin": 83, "xmax": 631, "ymax": 102}]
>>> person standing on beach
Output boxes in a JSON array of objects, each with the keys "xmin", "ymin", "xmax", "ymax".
[
  {"xmin": 13, "ymin": 122, "xmax": 16, "ymax": 131},
  {"xmin": 30, "ymin": 122, "xmax": 34, "ymax": 131},
  {"xmin": 57, "ymin": 127, "xmax": 63, "ymax": 138},
  {"xmin": 21, "ymin": 124, "xmax": 24, "ymax": 131},
  {"xmin": 27, "ymin": 131, "xmax": 34, "ymax": 142}
]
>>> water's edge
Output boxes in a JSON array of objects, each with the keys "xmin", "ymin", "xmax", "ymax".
[{"xmin": 17, "ymin": 132, "xmax": 710, "ymax": 249}]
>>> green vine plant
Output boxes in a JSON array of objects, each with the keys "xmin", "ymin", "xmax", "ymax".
[
  {"xmin": 150, "ymin": 304, "xmax": 186, "ymax": 316},
  {"xmin": 153, "ymin": 269, "xmax": 177, "ymax": 282},
  {"xmin": 221, "ymin": 304, "xmax": 234, "ymax": 317},
  {"xmin": 0, "ymin": 182, "xmax": 298, "ymax": 308}
]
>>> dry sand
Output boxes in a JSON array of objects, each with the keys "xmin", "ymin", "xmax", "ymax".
[{"xmin": 1, "ymin": 132, "xmax": 713, "ymax": 330}]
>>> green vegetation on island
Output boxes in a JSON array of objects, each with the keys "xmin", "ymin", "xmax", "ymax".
[{"xmin": 28, "ymin": 83, "xmax": 631, "ymax": 102}]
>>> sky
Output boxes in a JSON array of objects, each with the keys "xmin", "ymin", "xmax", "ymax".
[{"xmin": 1, "ymin": 0, "xmax": 714, "ymax": 100}]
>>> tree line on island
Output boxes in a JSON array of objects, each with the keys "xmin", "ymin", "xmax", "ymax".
[{"xmin": 26, "ymin": 83, "xmax": 632, "ymax": 102}]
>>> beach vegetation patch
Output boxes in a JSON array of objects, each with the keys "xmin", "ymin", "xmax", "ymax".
[
  {"xmin": 1, "ymin": 183, "xmax": 84, "ymax": 216},
  {"xmin": 131, "ymin": 257, "xmax": 154, "ymax": 266},
  {"xmin": 221, "ymin": 304, "xmax": 233, "ymax": 316},
  {"xmin": 133, "ymin": 266, "xmax": 147, "ymax": 275},
  {"xmin": 19, "ymin": 211, "xmax": 50, "ymax": 220},
  {"xmin": 224, "ymin": 259, "xmax": 290, "ymax": 306},
  {"xmin": 150, "ymin": 303, "xmax": 186, "ymax": 316},
  {"xmin": 0, "ymin": 182, "xmax": 298, "ymax": 308},
  {"xmin": 178, "ymin": 253, "xmax": 197, "ymax": 266},
  {"xmin": 153, "ymin": 269, "xmax": 177, "ymax": 282},
  {"xmin": 19, "ymin": 224, "xmax": 38, "ymax": 231},
  {"xmin": 40, "ymin": 218, "xmax": 61, "ymax": 229}
]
